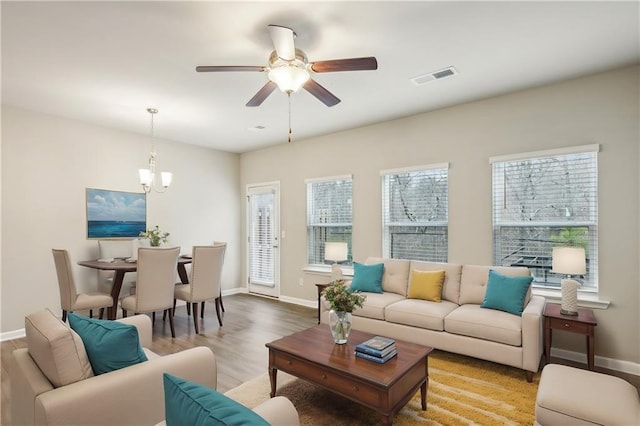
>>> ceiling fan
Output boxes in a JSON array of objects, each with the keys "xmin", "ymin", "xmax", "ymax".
[{"xmin": 196, "ymin": 24, "xmax": 378, "ymax": 108}]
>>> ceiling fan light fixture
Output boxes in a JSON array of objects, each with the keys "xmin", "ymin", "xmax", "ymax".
[{"xmin": 268, "ymin": 65, "xmax": 310, "ymax": 93}]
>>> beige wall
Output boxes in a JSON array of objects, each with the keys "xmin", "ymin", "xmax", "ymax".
[
  {"xmin": 240, "ymin": 65, "xmax": 639, "ymax": 364},
  {"xmin": 1, "ymin": 106, "xmax": 241, "ymax": 333}
]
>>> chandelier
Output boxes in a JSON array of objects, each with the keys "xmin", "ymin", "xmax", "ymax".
[{"xmin": 138, "ymin": 108, "xmax": 172, "ymax": 193}]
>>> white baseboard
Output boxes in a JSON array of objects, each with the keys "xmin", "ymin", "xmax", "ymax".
[
  {"xmin": 551, "ymin": 347, "xmax": 640, "ymax": 376},
  {"xmin": 278, "ymin": 294, "xmax": 316, "ymax": 308},
  {"xmin": 1, "ymin": 328, "xmax": 26, "ymax": 342}
]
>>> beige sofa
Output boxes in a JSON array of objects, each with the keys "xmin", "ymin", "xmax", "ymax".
[
  {"xmin": 320, "ymin": 257, "xmax": 545, "ymax": 381},
  {"xmin": 10, "ymin": 310, "xmax": 298, "ymax": 425}
]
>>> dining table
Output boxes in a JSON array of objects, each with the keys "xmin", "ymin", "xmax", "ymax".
[{"xmin": 78, "ymin": 256, "xmax": 192, "ymax": 320}]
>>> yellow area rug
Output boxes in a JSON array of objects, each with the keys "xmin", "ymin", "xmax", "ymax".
[{"xmin": 225, "ymin": 350, "xmax": 540, "ymax": 425}]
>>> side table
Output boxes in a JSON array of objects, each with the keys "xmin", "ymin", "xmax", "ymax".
[
  {"xmin": 315, "ymin": 283, "xmax": 330, "ymax": 324},
  {"xmin": 543, "ymin": 302, "xmax": 597, "ymax": 370}
]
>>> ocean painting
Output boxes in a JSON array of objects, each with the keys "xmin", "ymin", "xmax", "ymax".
[{"xmin": 86, "ymin": 188, "xmax": 146, "ymax": 239}]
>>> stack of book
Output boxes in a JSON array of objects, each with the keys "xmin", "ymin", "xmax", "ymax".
[{"xmin": 354, "ymin": 336, "xmax": 397, "ymax": 363}]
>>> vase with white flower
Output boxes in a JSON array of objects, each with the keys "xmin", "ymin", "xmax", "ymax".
[
  {"xmin": 139, "ymin": 225, "xmax": 170, "ymax": 247},
  {"xmin": 321, "ymin": 279, "xmax": 366, "ymax": 344}
]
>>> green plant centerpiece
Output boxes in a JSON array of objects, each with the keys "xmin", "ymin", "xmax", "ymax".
[
  {"xmin": 322, "ymin": 279, "xmax": 366, "ymax": 344},
  {"xmin": 139, "ymin": 225, "xmax": 170, "ymax": 247}
]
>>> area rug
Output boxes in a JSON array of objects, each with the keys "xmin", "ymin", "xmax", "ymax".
[{"xmin": 225, "ymin": 350, "xmax": 540, "ymax": 425}]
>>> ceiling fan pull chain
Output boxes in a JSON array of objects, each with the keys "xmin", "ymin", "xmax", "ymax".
[{"xmin": 288, "ymin": 92, "xmax": 292, "ymax": 143}]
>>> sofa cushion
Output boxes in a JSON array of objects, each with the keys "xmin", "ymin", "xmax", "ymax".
[
  {"xmin": 409, "ymin": 261, "xmax": 463, "ymax": 304},
  {"xmin": 385, "ymin": 299, "xmax": 459, "ymax": 331},
  {"xmin": 163, "ymin": 373, "xmax": 269, "ymax": 426},
  {"xmin": 481, "ymin": 270, "xmax": 533, "ymax": 316},
  {"xmin": 365, "ymin": 257, "xmax": 410, "ymax": 296},
  {"xmin": 68, "ymin": 313, "xmax": 148, "ymax": 375},
  {"xmin": 445, "ymin": 304, "xmax": 523, "ymax": 346},
  {"xmin": 407, "ymin": 269, "xmax": 446, "ymax": 302},
  {"xmin": 351, "ymin": 292, "xmax": 405, "ymax": 320},
  {"xmin": 25, "ymin": 309, "xmax": 94, "ymax": 387},
  {"xmin": 459, "ymin": 265, "xmax": 531, "ymax": 305},
  {"xmin": 350, "ymin": 262, "xmax": 384, "ymax": 293}
]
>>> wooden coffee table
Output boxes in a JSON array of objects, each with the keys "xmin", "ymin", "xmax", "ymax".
[{"xmin": 266, "ymin": 325, "xmax": 433, "ymax": 425}]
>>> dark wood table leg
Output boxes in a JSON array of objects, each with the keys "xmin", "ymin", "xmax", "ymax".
[
  {"xmin": 269, "ymin": 367, "xmax": 278, "ymax": 398},
  {"xmin": 587, "ymin": 329, "xmax": 595, "ymax": 370},
  {"xmin": 544, "ymin": 317, "xmax": 552, "ymax": 364},
  {"xmin": 108, "ymin": 270, "xmax": 127, "ymax": 320},
  {"xmin": 381, "ymin": 414, "xmax": 393, "ymax": 425},
  {"xmin": 177, "ymin": 263, "xmax": 189, "ymax": 284}
]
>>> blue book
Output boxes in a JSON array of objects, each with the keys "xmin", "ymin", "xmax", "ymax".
[
  {"xmin": 355, "ymin": 342, "xmax": 396, "ymax": 358},
  {"xmin": 355, "ymin": 349, "xmax": 398, "ymax": 364},
  {"xmin": 359, "ymin": 336, "xmax": 395, "ymax": 351}
]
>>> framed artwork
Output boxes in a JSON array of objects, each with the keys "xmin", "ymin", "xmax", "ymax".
[{"xmin": 86, "ymin": 188, "xmax": 146, "ymax": 239}]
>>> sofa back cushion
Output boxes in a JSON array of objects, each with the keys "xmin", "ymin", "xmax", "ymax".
[
  {"xmin": 25, "ymin": 309, "xmax": 94, "ymax": 388},
  {"xmin": 409, "ymin": 261, "xmax": 463, "ymax": 304},
  {"xmin": 459, "ymin": 265, "xmax": 532, "ymax": 305},
  {"xmin": 365, "ymin": 257, "xmax": 410, "ymax": 296}
]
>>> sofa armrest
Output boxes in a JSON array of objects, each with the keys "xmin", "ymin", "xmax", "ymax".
[
  {"xmin": 34, "ymin": 346, "xmax": 216, "ymax": 426},
  {"xmin": 10, "ymin": 348, "xmax": 55, "ymax": 426},
  {"xmin": 522, "ymin": 295, "xmax": 545, "ymax": 374},
  {"xmin": 116, "ymin": 314, "xmax": 152, "ymax": 348},
  {"xmin": 252, "ymin": 396, "xmax": 300, "ymax": 425}
]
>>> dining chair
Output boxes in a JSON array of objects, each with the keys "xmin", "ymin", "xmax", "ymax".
[
  {"xmin": 196, "ymin": 241, "xmax": 227, "ymax": 318},
  {"xmin": 120, "ymin": 247, "xmax": 180, "ymax": 338},
  {"xmin": 51, "ymin": 249, "xmax": 114, "ymax": 322},
  {"xmin": 174, "ymin": 244, "xmax": 226, "ymax": 333}
]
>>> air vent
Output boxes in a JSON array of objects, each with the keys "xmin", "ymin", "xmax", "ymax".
[{"xmin": 410, "ymin": 66, "xmax": 458, "ymax": 86}]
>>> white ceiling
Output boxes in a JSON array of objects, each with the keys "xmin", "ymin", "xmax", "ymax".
[{"xmin": 2, "ymin": 1, "xmax": 639, "ymax": 154}]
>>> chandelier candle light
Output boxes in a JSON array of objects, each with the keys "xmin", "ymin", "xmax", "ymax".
[
  {"xmin": 139, "ymin": 108, "xmax": 172, "ymax": 193},
  {"xmin": 551, "ymin": 247, "xmax": 586, "ymax": 316},
  {"xmin": 324, "ymin": 242, "xmax": 348, "ymax": 281}
]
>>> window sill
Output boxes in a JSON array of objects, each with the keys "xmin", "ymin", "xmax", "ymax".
[
  {"xmin": 303, "ymin": 265, "xmax": 354, "ymax": 277},
  {"xmin": 532, "ymin": 287, "xmax": 610, "ymax": 310}
]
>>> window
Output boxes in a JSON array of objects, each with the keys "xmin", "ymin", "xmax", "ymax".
[
  {"xmin": 491, "ymin": 145, "xmax": 599, "ymax": 290},
  {"xmin": 306, "ymin": 175, "xmax": 353, "ymax": 267},
  {"xmin": 381, "ymin": 164, "xmax": 449, "ymax": 261}
]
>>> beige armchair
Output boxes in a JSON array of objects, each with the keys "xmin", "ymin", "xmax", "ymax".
[
  {"xmin": 121, "ymin": 247, "xmax": 180, "ymax": 337},
  {"xmin": 51, "ymin": 249, "xmax": 113, "ymax": 322},
  {"xmin": 10, "ymin": 309, "xmax": 299, "ymax": 425},
  {"xmin": 174, "ymin": 244, "xmax": 226, "ymax": 333}
]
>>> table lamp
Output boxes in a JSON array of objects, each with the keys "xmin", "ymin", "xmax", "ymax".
[
  {"xmin": 325, "ymin": 242, "xmax": 348, "ymax": 281},
  {"xmin": 551, "ymin": 247, "xmax": 586, "ymax": 316}
]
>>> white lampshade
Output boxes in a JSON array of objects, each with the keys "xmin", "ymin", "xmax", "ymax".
[
  {"xmin": 138, "ymin": 169, "xmax": 153, "ymax": 186},
  {"xmin": 325, "ymin": 242, "xmax": 348, "ymax": 263},
  {"xmin": 161, "ymin": 172, "xmax": 173, "ymax": 188},
  {"xmin": 551, "ymin": 247, "xmax": 586, "ymax": 275}
]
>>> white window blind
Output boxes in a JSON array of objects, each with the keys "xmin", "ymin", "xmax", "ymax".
[
  {"xmin": 381, "ymin": 164, "xmax": 448, "ymax": 261},
  {"xmin": 248, "ymin": 188, "xmax": 275, "ymax": 286},
  {"xmin": 306, "ymin": 175, "xmax": 353, "ymax": 266},
  {"xmin": 491, "ymin": 146, "xmax": 599, "ymax": 290}
]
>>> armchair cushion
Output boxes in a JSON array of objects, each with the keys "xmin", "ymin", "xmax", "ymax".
[
  {"xmin": 25, "ymin": 309, "xmax": 93, "ymax": 387},
  {"xmin": 68, "ymin": 313, "xmax": 148, "ymax": 374},
  {"xmin": 163, "ymin": 373, "xmax": 269, "ymax": 426}
]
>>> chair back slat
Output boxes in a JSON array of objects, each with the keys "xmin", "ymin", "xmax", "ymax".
[
  {"xmin": 190, "ymin": 244, "xmax": 226, "ymax": 301},
  {"xmin": 52, "ymin": 249, "xmax": 77, "ymax": 311},
  {"xmin": 135, "ymin": 247, "xmax": 180, "ymax": 312}
]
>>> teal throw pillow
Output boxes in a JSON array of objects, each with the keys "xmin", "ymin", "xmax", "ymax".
[
  {"xmin": 68, "ymin": 313, "xmax": 147, "ymax": 375},
  {"xmin": 480, "ymin": 270, "xmax": 533, "ymax": 316},
  {"xmin": 163, "ymin": 373, "xmax": 269, "ymax": 426},
  {"xmin": 350, "ymin": 262, "xmax": 384, "ymax": 293}
]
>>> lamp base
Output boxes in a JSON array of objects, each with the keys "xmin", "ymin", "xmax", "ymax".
[
  {"xmin": 330, "ymin": 263, "xmax": 343, "ymax": 282},
  {"xmin": 560, "ymin": 278, "xmax": 579, "ymax": 317}
]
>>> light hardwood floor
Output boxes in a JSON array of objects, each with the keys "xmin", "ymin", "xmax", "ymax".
[{"xmin": 2, "ymin": 294, "xmax": 638, "ymax": 425}]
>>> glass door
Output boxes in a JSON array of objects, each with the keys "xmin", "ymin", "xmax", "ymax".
[{"xmin": 246, "ymin": 183, "xmax": 280, "ymax": 297}]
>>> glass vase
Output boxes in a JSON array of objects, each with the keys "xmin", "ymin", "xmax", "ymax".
[{"xmin": 329, "ymin": 310, "xmax": 352, "ymax": 344}]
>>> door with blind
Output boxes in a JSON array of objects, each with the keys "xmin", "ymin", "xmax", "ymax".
[{"xmin": 246, "ymin": 183, "xmax": 280, "ymax": 298}]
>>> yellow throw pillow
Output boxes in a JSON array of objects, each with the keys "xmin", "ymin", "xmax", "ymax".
[{"xmin": 407, "ymin": 270, "xmax": 446, "ymax": 302}]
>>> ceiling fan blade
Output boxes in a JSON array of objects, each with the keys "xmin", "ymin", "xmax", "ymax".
[
  {"xmin": 303, "ymin": 79, "xmax": 341, "ymax": 107},
  {"xmin": 267, "ymin": 25, "xmax": 296, "ymax": 61},
  {"xmin": 310, "ymin": 57, "xmax": 378, "ymax": 73},
  {"xmin": 246, "ymin": 81, "xmax": 277, "ymax": 107},
  {"xmin": 196, "ymin": 65, "xmax": 266, "ymax": 72}
]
